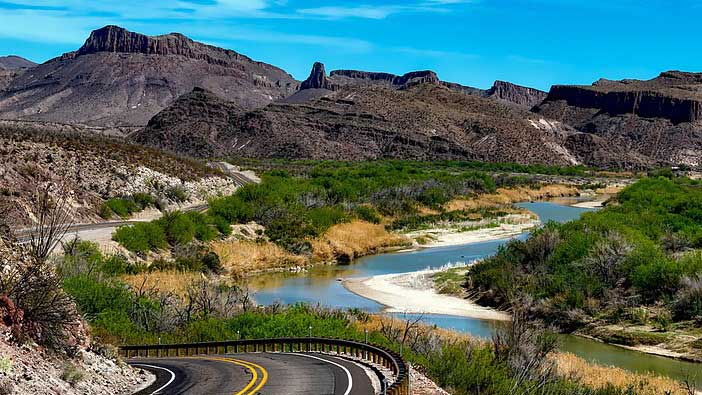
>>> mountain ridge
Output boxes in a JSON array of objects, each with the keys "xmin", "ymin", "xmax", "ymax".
[{"xmin": 0, "ymin": 25, "xmax": 298, "ymax": 128}]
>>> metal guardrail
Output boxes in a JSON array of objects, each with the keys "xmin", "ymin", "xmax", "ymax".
[{"xmin": 120, "ymin": 337, "xmax": 410, "ymax": 395}]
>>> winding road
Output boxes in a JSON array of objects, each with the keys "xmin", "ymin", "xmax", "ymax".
[{"xmin": 130, "ymin": 352, "xmax": 376, "ymax": 395}]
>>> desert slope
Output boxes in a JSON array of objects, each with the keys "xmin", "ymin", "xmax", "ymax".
[{"xmin": 0, "ymin": 25, "xmax": 297, "ymax": 127}]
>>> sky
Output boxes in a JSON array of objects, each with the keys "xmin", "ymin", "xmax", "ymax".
[{"xmin": 1, "ymin": 0, "xmax": 701, "ymax": 90}]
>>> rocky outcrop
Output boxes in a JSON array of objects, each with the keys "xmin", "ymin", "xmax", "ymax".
[
  {"xmin": 73, "ymin": 25, "xmax": 252, "ymax": 69},
  {"xmin": 486, "ymin": 81, "xmax": 547, "ymax": 108},
  {"xmin": 300, "ymin": 62, "xmax": 336, "ymax": 90},
  {"xmin": 539, "ymin": 71, "xmax": 702, "ymax": 124},
  {"xmin": 543, "ymin": 85, "xmax": 702, "ymax": 124},
  {"xmin": 536, "ymin": 71, "xmax": 702, "ymax": 167},
  {"xmin": 329, "ymin": 69, "xmax": 441, "ymax": 89},
  {"xmin": 0, "ymin": 25, "xmax": 298, "ymax": 126},
  {"xmin": 300, "ymin": 63, "xmax": 538, "ymax": 107}
]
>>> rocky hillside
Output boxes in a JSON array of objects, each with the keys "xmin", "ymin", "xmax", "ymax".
[
  {"xmin": 0, "ymin": 237, "xmax": 152, "ymax": 394},
  {"xmin": 0, "ymin": 125, "xmax": 236, "ymax": 227},
  {"xmin": 536, "ymin": 71, "xmax": 702, "ymax": 167},
  {"xmin": 294, "ymin": 62, "xmax": 543, "ymax": 107},
  {"xmin": 0, "ymin": 56, "xmax": 35, "ymax": 91},
  {"xmin": 485, "ymin": 80, "xmax": 548, "ymax": 108},
  {"xmin": 0, "ymin": 56, "xmax": 36, "ymax": 70},
  {"xmin": 0, "ymin": 25, "xmax": 298, "ymax": 128},
  {"xmin": 133, "ymin": 81, "xmax": 601, "ymax": 165}
]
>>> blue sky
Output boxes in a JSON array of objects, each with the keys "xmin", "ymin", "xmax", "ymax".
[{"xmin": 0, "ymin": 0, "xmax": 701, "ymax": 90}]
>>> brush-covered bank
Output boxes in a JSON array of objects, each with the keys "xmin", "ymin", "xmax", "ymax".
[
  {"xmin": 108, "ymin": 161, "xmax": 615, "ymax": 278},
  {"xmin": 466, "ymin": 176, "xmax": 702, "ymax": 363}
]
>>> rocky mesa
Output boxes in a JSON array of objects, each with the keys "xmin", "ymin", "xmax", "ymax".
[
  {"xmin": 536, "ymin": 71, "xmax": 702, "ymax": 167},
  {"xmin": 0, "ymin": 25, "xmax": 298, "ymax": 128}
]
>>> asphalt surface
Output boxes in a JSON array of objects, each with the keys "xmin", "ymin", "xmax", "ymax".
[{"xmin": 129, "ymin": 352, "xmax": 376, "ymax": 395}]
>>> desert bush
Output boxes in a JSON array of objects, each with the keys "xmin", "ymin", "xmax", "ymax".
[
  {"xmin": 60, "ymin": 362, "xmax": 85, "ymax": 386},
  {"xmin": 0, "ymin": 357, "xmax": 11, "ymax": 374},
  {"xmin": 673, "ymin": 276, "xmax": 702, "ymax": 320},
  {"xmin": 165, "ymin": 185, "xmax": 188, "ymax": 202},
  {"xmin": 99, "ymin": 193, "xmax": 156, "ymax": 219}
]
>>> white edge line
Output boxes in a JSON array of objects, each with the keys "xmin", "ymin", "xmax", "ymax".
[
  {"xmin": 131, "ymin": 363, "xmax": 176, "ymax": 395},
  {"xmin": 280, "ymin": 353, "xmax": 353, "ymax": 395}
]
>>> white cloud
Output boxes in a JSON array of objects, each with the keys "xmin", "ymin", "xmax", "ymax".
[
  {"xmin": 297, "ymin": 5, "xmax": 402, "ymax": 19},
  {"xmin": 296, "ymin": 0, "xmax": 474, "ymax": 20},
  {"xmin": 393, "ymin": 46, "xmax": 479, "ymax": 60}
]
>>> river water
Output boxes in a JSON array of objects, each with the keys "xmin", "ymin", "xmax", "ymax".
[{"xmin": 251, "ymin": 201, "xmax": 701, "ymax": 384}]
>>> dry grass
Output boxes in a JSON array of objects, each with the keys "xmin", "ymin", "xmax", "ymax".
[
  {"xmin": 444, "ymin": 184, "xmax": 579, "ymax": 211},
  {"xmin": 554, "ymin": 352, "xmax": 689, "ymax": 395},
  {"xmin": 311, "ymin": 220, "xmax": 410, "ymax": 263},
  {"xmin": 122, "ymin": 271, "xmax": 203, "ymax": 297},
  {"xmin": 212, "ymin": 240, "xmax": 306, "ymax": 276}
]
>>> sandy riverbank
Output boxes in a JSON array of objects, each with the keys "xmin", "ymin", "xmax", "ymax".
[
  {"xmin": 343, "ymin": 269, "xmax": 510, "ymax": 321},
  {"xmin": 405, "ymin": 213, "xmax": 539, "ymax": 248}
]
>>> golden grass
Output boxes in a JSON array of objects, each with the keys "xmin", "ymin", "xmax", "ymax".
[
  {"xmin": 311, "ymin": 220, "xmax": 410, "ymax": 263},
  {"xmin": 554, "ymin": 352, "xmax": 688, "ymax": 395},
  {"xmin": 122, "ymin": 270, "xmax": 203, "ymax": 297},
  {"xmin": 444, "ymin": 184, "xmax": 579, "ymax": 212},
  {"xmin": 211, "ymin": 239, "xmax": 306, "ymax": 276}
]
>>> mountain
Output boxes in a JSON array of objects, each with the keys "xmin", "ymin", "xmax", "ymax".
[
  {"xmin": 289, "ymin": 62, "xmax": 545, "ymax": 108},
  {"xmin": 485, "ymin": 81, "xmax": 548, "ymax": 108},
  {"xmin": 0, "ymin": 56, "xmax": 36, "ymax": 91},
  {"xmin": 0, "ymin": 55, "xmax": 36, "ymax": 70},
  {"xmin": 133, "ymin": 80, "xmax": 594, "ymax": 165},
  {"xmin": 535, "ymin": 71, "xmax": 702, "ymax": 167},
  {"xmin": 0, "ymin": 25, "xmax": 298, "ymax": 128}
]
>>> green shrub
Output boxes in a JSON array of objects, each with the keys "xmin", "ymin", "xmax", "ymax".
[
  {"xmin": 354, "ymin": 205, "xmax": 382, "ymax": 224},
  {"xmin": 132, "ymin": 192, "xmax": 156, "ymax": 209},
  {"xmin": 165, "ymin": 185, "xmax": 188, "ymax": 202},
  {"xmin": 62, "ymin": 275, "xmax": 133, "ymax": 317},
  {"xmin": 186, "ymin": 212, "xmax": 219, "ymax": 242},
  {"xmin": 113, "ymin": 222, "xmax": 167, "ymax": 253},
  {"xmin": 158, "ymin": 212, "xmax": 195, "ymax": 246},
  {"xmin": 306, "ymin": 206, "xmax": 349, "ymax": 233},
  {"xmin": 208, "ymin": 195, "xmax": 253, "ymax": 223}
]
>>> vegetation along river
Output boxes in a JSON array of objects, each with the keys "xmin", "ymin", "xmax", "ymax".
[{"xmin": 251, "ymin": 201, "xmax": 702, "ymax": 384}]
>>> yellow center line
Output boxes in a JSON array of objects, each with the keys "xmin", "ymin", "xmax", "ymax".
[
  {"xmin": 238, "ymin": 359, "xmax": 268, "ymax": 395},
  {"xmin": 182, "ymin": 356, "xmax": 260, "ymax": 395}
]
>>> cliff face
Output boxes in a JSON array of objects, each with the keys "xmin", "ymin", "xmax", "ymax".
[
  {"xmin": 0, "ymin": 25, "xmax": 298, "ymax": 127},
  {"xmin": 298, "ymin": 63, "xmax": 541, "ymax": 107},
  {"xmin": 540, "ymin": 71, "xmax": 702, "ymax": 124},
  {"xmin": 74, "ymin": 25, "xmax": 253, "ymax": 69},
  {"xmin": 486, "ymin": 81, "xmax": 547, "ymax": 108},
  {"xmin": 330, "ymin": 69, "xmax": 441, "ymax": 88},
  {"xmin": 536, "ymin": 71, "xmax": 702, "ymax": 167},
  {"xmin": 544, "ymin": 85, "xmax": 702, "ymax": 124}
]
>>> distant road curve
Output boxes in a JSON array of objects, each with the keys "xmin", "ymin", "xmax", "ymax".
[
  {"xmin": 14, "ymin": 169, "xmax": 257, "ymax": 244},
  {"xmin": 129, "ymin": 352, "xmax": 375, "ymax": 395}
]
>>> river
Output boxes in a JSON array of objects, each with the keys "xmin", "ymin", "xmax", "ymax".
[{"xmin": 251, "ymin": 201, "xmax": 701, "ymax": 385}]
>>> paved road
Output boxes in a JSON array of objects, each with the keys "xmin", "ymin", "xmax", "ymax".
[
  {"xmin": 14, "ymin": 168, "xmax": 257, "ymax": 245},
  {"xmin": 129, "ymin": 352, "xmax": 376, "ymax": 395}
]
